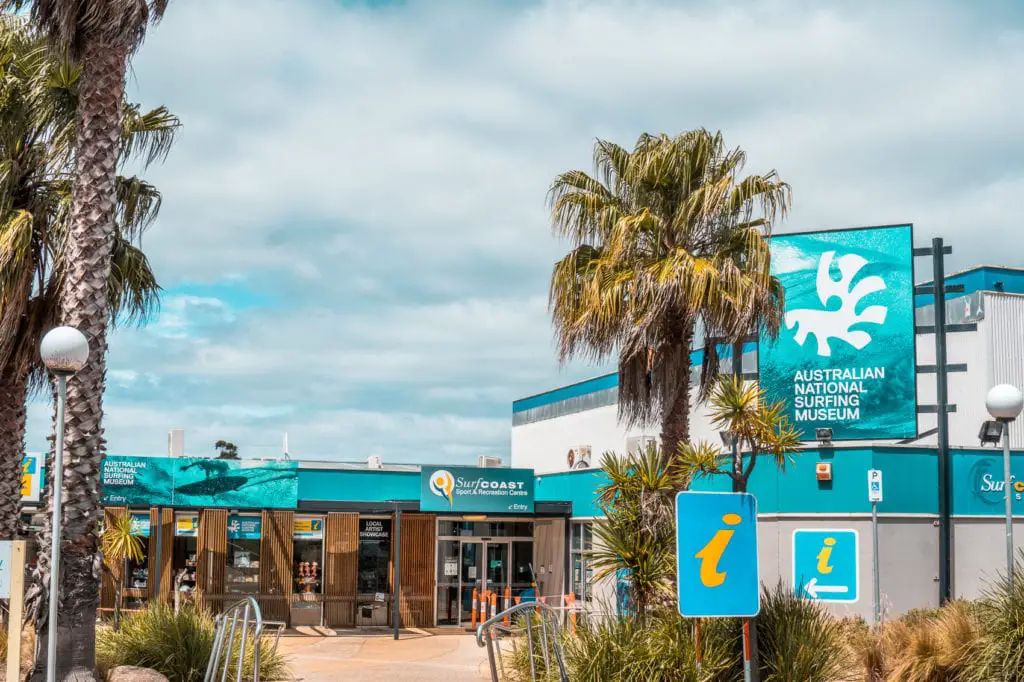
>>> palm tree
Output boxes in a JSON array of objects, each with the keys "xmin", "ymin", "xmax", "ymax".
[
  {"xmin": 678, "ymin": 376, "xmax": 802, "ymax": 492},
  {"xmin": 0, "ymin": 17, "xmax": 175, "ymax": 679},
  {"xmin": 0, "ymin": 20, "xmax": 169, "ymax": 544},
  {"xmin": 549, "ymin": 130, "xmax": 791, "ymax": 463}
]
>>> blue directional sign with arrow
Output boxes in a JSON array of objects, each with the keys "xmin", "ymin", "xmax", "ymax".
[
  {"xmin": 792, "ymin": 529, "xmax": 859, "ymax": 603},
  {"xmin": 676, "ymin": 491, "xmax": 760, "ymax": 618}
]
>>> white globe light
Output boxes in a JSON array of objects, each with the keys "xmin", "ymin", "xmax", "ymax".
[
  {"xmin": 40, "ymin": 326, "xmax": 89, "ymax": 374},
  {"xmin": 986, "ymin": 384, "xmax": 1024, "ymax": 421}
]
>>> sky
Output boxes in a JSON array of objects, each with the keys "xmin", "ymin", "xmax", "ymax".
[{"xmin": 24, "ymin": 0, "xmax": 1024, "ymax": 464}]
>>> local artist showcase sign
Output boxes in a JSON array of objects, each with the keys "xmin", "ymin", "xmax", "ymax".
[
  {"xmin": 420, "ymin": 466, "xmax": 534, "ymax": 513},
  {"xmin": 759, "ymin": 225, "xmax": 917, "ymax": 440}
]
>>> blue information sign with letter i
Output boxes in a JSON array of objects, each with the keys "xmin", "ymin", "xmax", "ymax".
[
  {"xmin": 792, "ymin": 529, "xmax": 859, "ymax": 603},
  {"xmin": 676, "ymin": 491, "xmax": 760, "ymax": 618}
]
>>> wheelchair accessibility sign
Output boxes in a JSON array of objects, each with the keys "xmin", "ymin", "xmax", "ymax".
[
  {"xmin": 675, "ymin": 491, "xmax": 760, "ymax": 618},
  {"xmin": 792, "ymin": 529, "xmax": 859, "ymax": 603}
]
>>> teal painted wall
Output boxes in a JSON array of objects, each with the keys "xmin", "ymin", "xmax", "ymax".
[
  {"xmin": 534, "ymin": 469, "xmax": 609, "ymax": 517},
  {"xmin": 294, "ymin": 447, "xmax": 1024, "ymax": 516},
  {"xmin": 297, "ymin": 468, "xmax": 419, "ymax": 502}
]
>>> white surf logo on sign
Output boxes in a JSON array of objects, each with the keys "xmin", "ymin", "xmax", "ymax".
[{"xmin": 785, "ymin": 251, "xmax": 888, "ymax": 357}]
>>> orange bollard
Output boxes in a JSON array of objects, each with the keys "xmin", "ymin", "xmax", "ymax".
[
  {"xmin": 569, "ymin": 593, "xmax": 577, "ymax": 633},
  {"xmin": 490, "ymin": 591, "xmax": 498, "ymax": 619},
  {"xmin": 514, "ymin": 596, "xmax": 521, "ymax": 605},
  {"xmin": 471, "ymin": 588, "xmax": 479, "ymax": 628},
  {"xmin": 503, "ymin": 586, "xmax": 511, "ymax": 626},
  {"xmin": 479, "ymin": 590, "xmax": 489, "ymax": 624}
]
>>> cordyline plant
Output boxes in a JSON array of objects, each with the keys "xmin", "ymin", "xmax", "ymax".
[
  {"xmin": 100, "ymin": 513, "xmax": 144, "ymax": 631},
  {"xmin": 679, "ymin": 376, "xmax": 802, "ymax": 492},
  {"xmin": 589, "ymin": 443, "xmax": 687, "ymax": 619}
]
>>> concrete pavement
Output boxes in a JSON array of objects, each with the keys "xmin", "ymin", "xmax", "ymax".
[{"xmin": 276, "ymin": 629, "xmax": 491, "ymax": 681}]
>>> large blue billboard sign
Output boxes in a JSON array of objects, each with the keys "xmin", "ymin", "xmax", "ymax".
[
  {"xmin": 101, "ymin": 456, "xmax": 298, "ymax": 509},
  {"xmin": 759, "ymin": 224, "xmax": 917, "ymax": 440}
]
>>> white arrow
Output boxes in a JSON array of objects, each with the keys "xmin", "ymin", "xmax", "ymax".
[{"xmin": 803, "ymin": 577, "xmax": 849, "ymax": 599}]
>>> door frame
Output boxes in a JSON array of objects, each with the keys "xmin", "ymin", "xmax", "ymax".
[{"xmin": 434, "ymin": 517, "xmax": 536, "ymax": 627}]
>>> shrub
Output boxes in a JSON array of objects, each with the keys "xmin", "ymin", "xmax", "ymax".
[
  {"xmin": 964, "ymin": 561, "xmax": 1024, "ymax": 682},
  {"xmin": 754, "ymin": 581, "xmax": 853, "ymax": 682},
  {"xmin": 96, "ymin": 602, "xmax": 288, "ymax": 682}
]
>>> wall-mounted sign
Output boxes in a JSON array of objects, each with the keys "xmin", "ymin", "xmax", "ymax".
[
  {"xmin": 759, "ymin": 224, "xmax": 917, "ymax": 440},
  {"xmin": 293, "ymin": 518, "xmax": 324, "ymax": 539},
  {"xmin": 101, "ymin": 455, "xmax": 298, "ymax": 509},
  {"xmin": 175, "ymin": 515, "xmax": 198, "ymax": 537},
  {"xmin": 227, "ymin": 515, "xmax": 261, "ymax": 540},
  {"xmin": 21, "ymin": 454, "xmax": 42, "ymax": 503},
  {"xmin": 420, "ymin": 466, "xmax": 534, "ymax": 513},
  {"xmin": 130, "ymin": 513, "xmax": 151, "ymax": 537},
  {"xmin": 359, "ymin": 519, "xmax": 390, "ymax": 541}
]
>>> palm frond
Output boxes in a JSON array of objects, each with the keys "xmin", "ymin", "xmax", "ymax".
[
  {"xmin": 101, "ymin": 512, "xmax": 145, "ymax": 564},
  {"xmin": 108, "ymin": 236, "xmax": 160, "ymax": 327},
  {"xmin": 120, "ymin": 103, "xmax": 180, "ymax": 167}
]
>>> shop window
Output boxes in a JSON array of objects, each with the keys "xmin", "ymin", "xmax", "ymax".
[
  {"xmin": 173, "ymin": 514, "xmax": 198, "ymax": 595},
  {"xmin": 511, "ymin": 541, "xmax": 534, "ymax": 597},
  {"xmin": 357, "ymin": 518, "xmax": 391, "ymax": 594},
  {"xmin": 226, "ymin": 515, "xmax": 261, "ymax": 596},
  {"xmin": 437, "ymin": 520, "xmax": 534, "ymax": 538},
  {"xmin": 570, "ymin": 522, "xmax": 594, "ymax": 602},
  {"xmin": 293, "ymin": 517, "xmax": 324, "ymax": 595}
]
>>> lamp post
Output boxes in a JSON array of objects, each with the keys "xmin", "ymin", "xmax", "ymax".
[
  {"xmin": 39, "ymin": 326, "xmax": 89, "ymax": 682},
  {"xmin": 986, "ymin": 383, "xmax": 1024, "ymax": 585}
]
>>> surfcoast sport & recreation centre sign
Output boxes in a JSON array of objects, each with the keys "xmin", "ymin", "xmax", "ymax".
[
  {"xmin": 759, "ymin": 224, "xmax": 918, "ymax": 441},
  {"xmin": 420, "ymin": 466, "xmax": 534, "ymax": 513}
]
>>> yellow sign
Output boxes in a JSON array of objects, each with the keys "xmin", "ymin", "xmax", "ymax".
[
  {"xmin": 175, "ymin": 516, "xmax": 198, "ymax": 537},
  {"xmin": 293, "ymin": 518, "xmax": 324, "ymax": 536},
  {"xmin": 20, "ymin": 455, "xmax": 40, "ymax": 502}
]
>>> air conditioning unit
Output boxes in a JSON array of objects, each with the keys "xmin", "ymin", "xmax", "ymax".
[
  {"xmin": 478, "ymin": 455, "xmax": 503, "ymax": 468},
  {"xmin": 626, "ymin": 435, "xmax": 656, "ymax": 456},
  {"xmin": 567, "ymin": 446, "xmax": 592, "ymax": 470},
  {"xmin": 367, "ymin": 455, "xmax": 383, "ymax": 469}
]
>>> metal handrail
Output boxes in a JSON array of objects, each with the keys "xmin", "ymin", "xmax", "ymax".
[
  {"xmin": 475, "ymin": 601, "xmax": 569, "ymax": 682},
  {"xmin": 204, "ymin": 597, "xmax": 264, "ymax": 682}
]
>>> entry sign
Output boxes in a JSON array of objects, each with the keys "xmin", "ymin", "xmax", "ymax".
[
  {"xmin": 792, "ymin": 529, "xmax": 859, "ymax": 603},
  {"xmin": 868, "ymin": 469, "xmax": 883, "ymax": 503},
  {"xmin": 675, "ymin": 492, "xmax": 760, "ymax": 618}
]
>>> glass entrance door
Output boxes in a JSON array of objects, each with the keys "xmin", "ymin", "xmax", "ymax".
[
  {"xmin": 459, "ymin": 541, "xmax": 483, "ymax": 625},
  {"xmin": 485, "ymin": 542, "xmax": 509, "ymax": 605}
]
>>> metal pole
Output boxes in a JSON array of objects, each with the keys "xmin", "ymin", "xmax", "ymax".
[
  {"xmin": 1004, "ymin": 421, "xmax": 1014, "ymax": 584},
  {"xmin": 872, "ymin": 500, "xmax": 880, "ymax": 627},
  {"xmin": 154, "ymin": 505, "xmax": 163, "ymax": 602},
  {"xmin": 46, "ymin": 374, "xmax": 67, "ymax": 682},
  {"xmin": 932, "ymin": 237, "xmax": 953, "ymax": 604},
  {"xmin": 393, "ymin": 505, "xmax": 401, "ymax": 640},
  {"xmin": 742, "ymin": 618, "xmax": 753, "ymax": 682}
]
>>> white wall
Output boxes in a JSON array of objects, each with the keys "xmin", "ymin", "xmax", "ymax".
[{"xmin": 512, "ymin": 292, "xmax": 1024, "ymax": 472}]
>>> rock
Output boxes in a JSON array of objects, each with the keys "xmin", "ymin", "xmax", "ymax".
[{"xmin": 107, "ymin": 666, "xmax": 170, "ymax": 682}]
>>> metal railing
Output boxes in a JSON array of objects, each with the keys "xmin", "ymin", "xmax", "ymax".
[
  {"xmin": 204, "ymin": 597, "xmax": 265, "ymax": 682},
  {"xmin": 475, "ymin": 601, "xmax": 569, "ymax": 682}
]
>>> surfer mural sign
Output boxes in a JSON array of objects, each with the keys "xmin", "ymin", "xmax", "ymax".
[
  {"xmin": 759, "ymin": 224, "xmax": 918, "ymax": 441},
  {"xmin": 101, "ymin": 455, "xmax": 299, "ymax": 508}
]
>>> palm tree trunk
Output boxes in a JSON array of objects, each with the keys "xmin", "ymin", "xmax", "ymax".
[
  {"xmin": 0, "ymin": 374, "xmax": 27, "ymax": 540},
  {"xmin": 36, "ymin": 39, "xmax": 127, "ymax": 682},
  {"xmin": 659, "ymin": 322, "xmax": 695, "ymax": 467}
]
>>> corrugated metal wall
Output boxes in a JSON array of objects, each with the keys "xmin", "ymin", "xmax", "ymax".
[
  {"xmin": 198, "ymin": 509, "xmax": 227, "ymax": 612},
  {"xmin": 324, "ymin": 512, "xmax": 359, "ymax": 627},
  {"xmin": 398, "ymin": 513, "xmax": 435, "ymax": 627},
  {"xmin": 260, "ymin": 510, "xmax": 294, "ymax": 622},
  {"xmin": 149, "ymin": 507, "xmax": 173, "ymax": 602},
  {"xmin": 986, "ymin": 293, "xmax": 1024, "ymax": 449}
]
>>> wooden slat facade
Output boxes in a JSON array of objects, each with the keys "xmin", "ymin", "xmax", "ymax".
[
  {"xmin": 533, "ymin": 519, "xmax": 566, "ymax": 600},
  {"xmin": 398, "ymin": 513, "xmax": 436, "ymax": 628},
  {"xmin": 100, "ymin": 507, "xmax": 128, "ymax": 613},
  {"xmin": 148, "ymin": 507, "xmax": 173, "ymax": 602},
  {"xmin": 324, "ymin": 512, "xmax": 359, "ymax": 628},
  {"xmin": 259, "ymin": 510, "xmax": 294, "ymax": 622},
  {"xmin": 197, "ymin": 509, "xmax": 228, "ymax": 612}
]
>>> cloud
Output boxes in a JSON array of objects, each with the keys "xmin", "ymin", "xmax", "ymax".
[{"xmin": 26, "ymin": 0, "xmax": 1024, "ymax": 464}]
